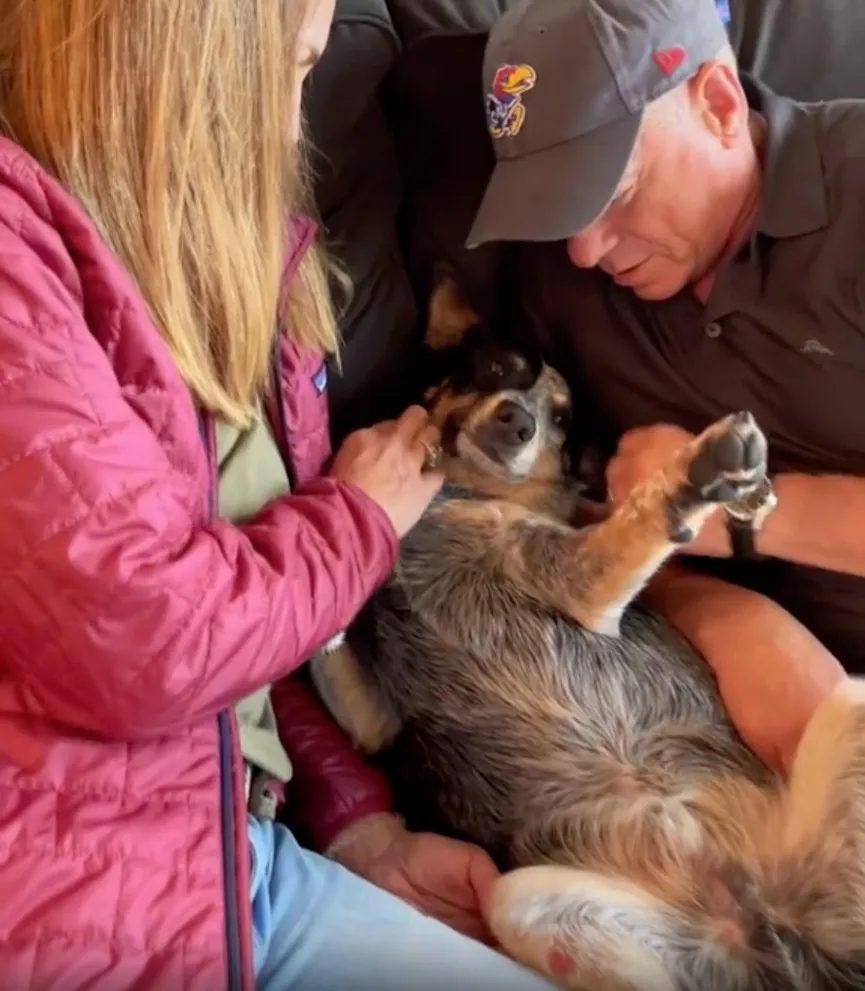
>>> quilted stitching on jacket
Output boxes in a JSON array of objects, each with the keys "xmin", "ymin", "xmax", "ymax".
[{"xmin": 0, "ymin": 137, "xmax": 397, "ymax": 991}]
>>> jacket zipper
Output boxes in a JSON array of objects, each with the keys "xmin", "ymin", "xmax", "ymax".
[
  {"xmin": 218, "ymin": 711, "xmax": 243, "ymax": 991},
  {"xmin": 196, "ymin": 413, "xmax": 243, "ymax": 991},
  {"xmin": 196, "ymin": 343, "xmax": 297, "ymax": 991},
  {"xmin": 268, "ymin": 335, "xmax": 299, "ymax": 489}
]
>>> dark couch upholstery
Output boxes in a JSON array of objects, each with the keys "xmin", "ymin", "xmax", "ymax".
[{"xmin": 306, "ymin": 0, "xmax": 865, "ymax": 440}]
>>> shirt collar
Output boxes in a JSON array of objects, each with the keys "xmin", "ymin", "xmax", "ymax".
[
  {"xmin": 745, "ymin": 75, "xmax": 829, "ymax": 240},
  {"xmin": 701, "ymin": 77, "xmax": 829, "ymax": 322}
]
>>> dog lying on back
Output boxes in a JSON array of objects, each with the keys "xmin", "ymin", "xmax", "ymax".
[{"xmin": 312, "ymin": 277, "xmax": 865, "ymax": 990}]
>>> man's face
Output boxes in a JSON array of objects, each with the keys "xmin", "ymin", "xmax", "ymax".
[{"xmin": 565, "ymin": 63, "xmax": 755, "ymax": 301}]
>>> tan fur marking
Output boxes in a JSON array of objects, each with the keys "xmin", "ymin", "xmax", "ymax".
[
  {"xmin": 309, "ymin": 642, "xmax": 402, "ymax": 754},
  {"xmin": 440, "ymin": 465, "xmax": 707, "ymax": 639},
  {"xmin": 425, "ymin": 278, "xmax": 480, "ymax": 350},
  {"xmin": 492, "ymin": 415, "xmax": 764, "ymax": 636},
  {"xmin": 556, "ymin": 465, "xmax": 719, "ymax": 636}
]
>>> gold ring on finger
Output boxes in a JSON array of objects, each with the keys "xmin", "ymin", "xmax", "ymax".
[{"xmin": 422, "ymin": 440, "xmax": 443, "ymax": 471}]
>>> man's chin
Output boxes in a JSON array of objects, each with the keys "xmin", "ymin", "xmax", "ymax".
[
  {"xmin": 630, "ymin": 281, "xmax": 684, "ymax": 301},
  {"xmin": 610, "ymin": 261, "xmax": 688, "ymax": 302},
  {"xmin": 627, "ymin": 268, "xmax": 690, "ymax": 302}
]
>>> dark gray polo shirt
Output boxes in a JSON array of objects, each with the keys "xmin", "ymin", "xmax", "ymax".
[
  {"xmin": 514, "ymin": 76, "xmax": 865, "ymax": 672},
  {"xmin": 729, "ymin": 0, "xmax": 865, "ymax": 101}
]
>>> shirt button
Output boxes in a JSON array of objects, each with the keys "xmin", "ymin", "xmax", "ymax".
[{"xmin": 705, "ymin": 321, "xmax": 722, "ymax": 339}]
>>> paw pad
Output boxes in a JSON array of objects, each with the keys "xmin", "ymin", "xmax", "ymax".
[{"xmin": 686, "ymin": 411, "xmax": 768, "ymax": 504}]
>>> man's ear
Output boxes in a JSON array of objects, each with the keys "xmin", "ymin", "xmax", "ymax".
[
  {"xmin": 425, "ymin": 266, "xmax": 481, "ymax": 351},
  {"xmin": 690, "ymin": 61, "xmax": 746, "ymax": 147}
]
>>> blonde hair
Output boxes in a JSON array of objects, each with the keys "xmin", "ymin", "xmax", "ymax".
[{"xmin": 0, "ymin": 0, "xmax": 340, "ymax": 427}]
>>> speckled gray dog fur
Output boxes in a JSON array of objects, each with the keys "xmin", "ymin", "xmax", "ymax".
[{"xmin": 312, "ymin": 280, "xmax": 865, "ymax": 991}]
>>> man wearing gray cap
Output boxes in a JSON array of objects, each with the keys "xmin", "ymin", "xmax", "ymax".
[
  {"xmin": 469, "ymin": 0, "xmax": 739, "ymax": 256},
  {"xmin": 469, "ymin": 0, "xmax": 865, "ymax": 675}
]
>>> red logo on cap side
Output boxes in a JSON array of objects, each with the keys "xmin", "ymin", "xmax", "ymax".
[{"xmin": 653, "ymin": 46, "xmax": 686, "ymax": 75}]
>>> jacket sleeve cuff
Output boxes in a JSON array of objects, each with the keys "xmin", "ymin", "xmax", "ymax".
[
  {"xmin": 272, "ymin": 674, "xmax": 393, "ymax": 852},
  {"xmin": 330, "ymin": 478, "xmax": 400, "ymax": 572}
]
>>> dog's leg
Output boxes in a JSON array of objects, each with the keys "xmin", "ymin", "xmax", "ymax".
[
  {"xmin": 767, "ymin": 677, "xmax": 865, "ymax": 965},
  {"xmin": 489, "ymin": 865, "xmax": 720, "ymax": 991},
  {"xmin": 501, "ymin": 412, "xmax": 768, "ymax": 635},
  {"xmin": 309, "ymin": 642, "xmax": 402, "ymax": 754}
]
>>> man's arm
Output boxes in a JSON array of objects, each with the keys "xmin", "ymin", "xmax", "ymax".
[
  {"xmin": 678, "ymin": 471, "xmax": 865, "ymax": 576},
  {"xmin": 642, "ymin": 564, "xmax": 847, "ymax": 773},
  {"xmin": 606, "ymin": 424, "xmax": 865, "ymax": 577},
  {"xmin": 754, "ymin": 473, "xmax": 865, "ymax": 576}
]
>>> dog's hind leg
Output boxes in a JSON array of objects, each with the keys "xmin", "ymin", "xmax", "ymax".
[
  {"xmin": 499, "ymin": 412, "xmax": 769, "ymax": 636},
  {"xmin": 766, "ymin": 677, "xmax": 865, "ymax": 968},
  {"xmin": 309, "ymin": 641, "xmax": 402, "ymax": 754},
  {"xmin": 488, "ymin": 864, "xmax": 741, "ymax": 991}
]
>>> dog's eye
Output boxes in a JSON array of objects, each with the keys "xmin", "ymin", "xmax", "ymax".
[
  {"xmin": 473, "ymin": 352, "xmax": 508, "ymax": 390},
  {"xmin": 472, "ymin": 348, "xmax": 537, "ymax": 392},
  {"xmin": 551, "ymin": 406, "xmax": 571, "ymax": 429}
]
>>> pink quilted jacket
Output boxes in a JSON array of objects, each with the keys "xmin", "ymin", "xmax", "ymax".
[{"xmin": 0, "ymin": 137, "xmax": 398, "ymax": 989}]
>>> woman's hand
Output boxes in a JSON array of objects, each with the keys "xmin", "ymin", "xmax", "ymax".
[
  {"xmin": 327, "ymin": 813, "xmax": 500, "ymax": 944},
  {"xmin": 330, "ymin": 406, "xmax": 444, "ymax": 538}
]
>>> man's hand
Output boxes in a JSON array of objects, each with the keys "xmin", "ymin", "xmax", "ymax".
[
  {"xmin": 609, "ymin": 427, "xmax": 865, "ymax": 577},
  {"xmin": 606, "ymin": 423, "xmax": 729, "ymax": 556},
  {"xmin": 605, "ymin": 423, "xmax": 695, "ymax": 501},
  {"xmin": 327, "ymin": 813, "xmax": 499, "ymax": 944}
]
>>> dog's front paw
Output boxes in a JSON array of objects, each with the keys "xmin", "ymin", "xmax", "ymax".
[{"xmin": 684, "ymin": 411, "xmax": 767, "ymax": 505}]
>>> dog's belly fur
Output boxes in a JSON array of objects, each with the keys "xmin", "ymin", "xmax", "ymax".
[
  {"xmin": 354, "ymin": 507, "xmax": 779, "ymax": 881},
  {"xmin": 326, "ymin": 424, "xmax": 865, "ymax": 986}
]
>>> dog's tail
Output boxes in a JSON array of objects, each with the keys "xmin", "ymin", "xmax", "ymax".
[
  {"xmin": 492, "ymin": 681, "xmax": 865, "ymax": 988},
  {"xmin": 705, "ymin": 861, "xmax": 799, "ymax": 989},
  {"xmin": 756, "ymin": 677, "xmax": 865, "ymax": 990},
  {"xmin": 696, "ymin": 679, "xmax": 865, "ymax": 990},
  {"xmin": 489, "ymin": 855, "xmax": 864, "ymax": 991},
  {"xmin": 700, "ymin": 859, "xmax": 865, "ymax": 990},
  {"xmin": 676, "ymin": 858, "xmax": 865, "ymax": 989},
  {"xmin": 668, "ymin": 683, "xmax": 865, "ymax": 990},
  {"xmin": 631, "ymin": 678, "xmax": 865, "ymax": 990}
]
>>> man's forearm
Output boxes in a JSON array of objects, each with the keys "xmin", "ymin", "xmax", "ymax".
[
  {"xmin": 756, "ymin": 473, "xmax": 865, "ymax": 577},
  {"xmin": 643, "ymin": 565, "xmax": 846, "ymax": 772}
]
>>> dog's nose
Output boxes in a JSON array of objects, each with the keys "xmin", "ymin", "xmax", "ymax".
[{"xmin": 493, "ymin": 400, "xmax": 536, "ymax": 445}]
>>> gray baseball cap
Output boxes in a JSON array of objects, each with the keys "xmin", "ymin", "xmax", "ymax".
[{"xmin": 466, "ymin": 0, "xmax": 731, "ymax": 248}]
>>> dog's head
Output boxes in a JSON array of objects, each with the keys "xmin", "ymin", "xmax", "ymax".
[{"xmin": 421, "ymin": 271, "xmax": 577, "ymax": 508}]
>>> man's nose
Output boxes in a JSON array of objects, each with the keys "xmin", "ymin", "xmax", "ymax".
[{"xmin": 566, "ymin": 224, "xmax": 616, "ymax": 269}]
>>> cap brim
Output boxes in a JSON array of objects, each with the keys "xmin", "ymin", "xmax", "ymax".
[{"xmin": 466, "ymin": 111, "xmax": 643, "ymax": 249}]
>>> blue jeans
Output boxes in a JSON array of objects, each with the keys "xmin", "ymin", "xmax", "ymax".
[{"xmin": 248, "ymin": 816, "xmax": 555, "ymax": 991}]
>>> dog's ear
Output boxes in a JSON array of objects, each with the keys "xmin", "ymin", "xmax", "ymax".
[{"xmin": 425, "ymin": 266, "xmax": 481, "ymax": 351}]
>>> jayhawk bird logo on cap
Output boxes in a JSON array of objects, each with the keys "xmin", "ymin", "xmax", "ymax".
[{"xmin": 486, "ymin": 63, "xmax": 537, "ymax": 139}]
